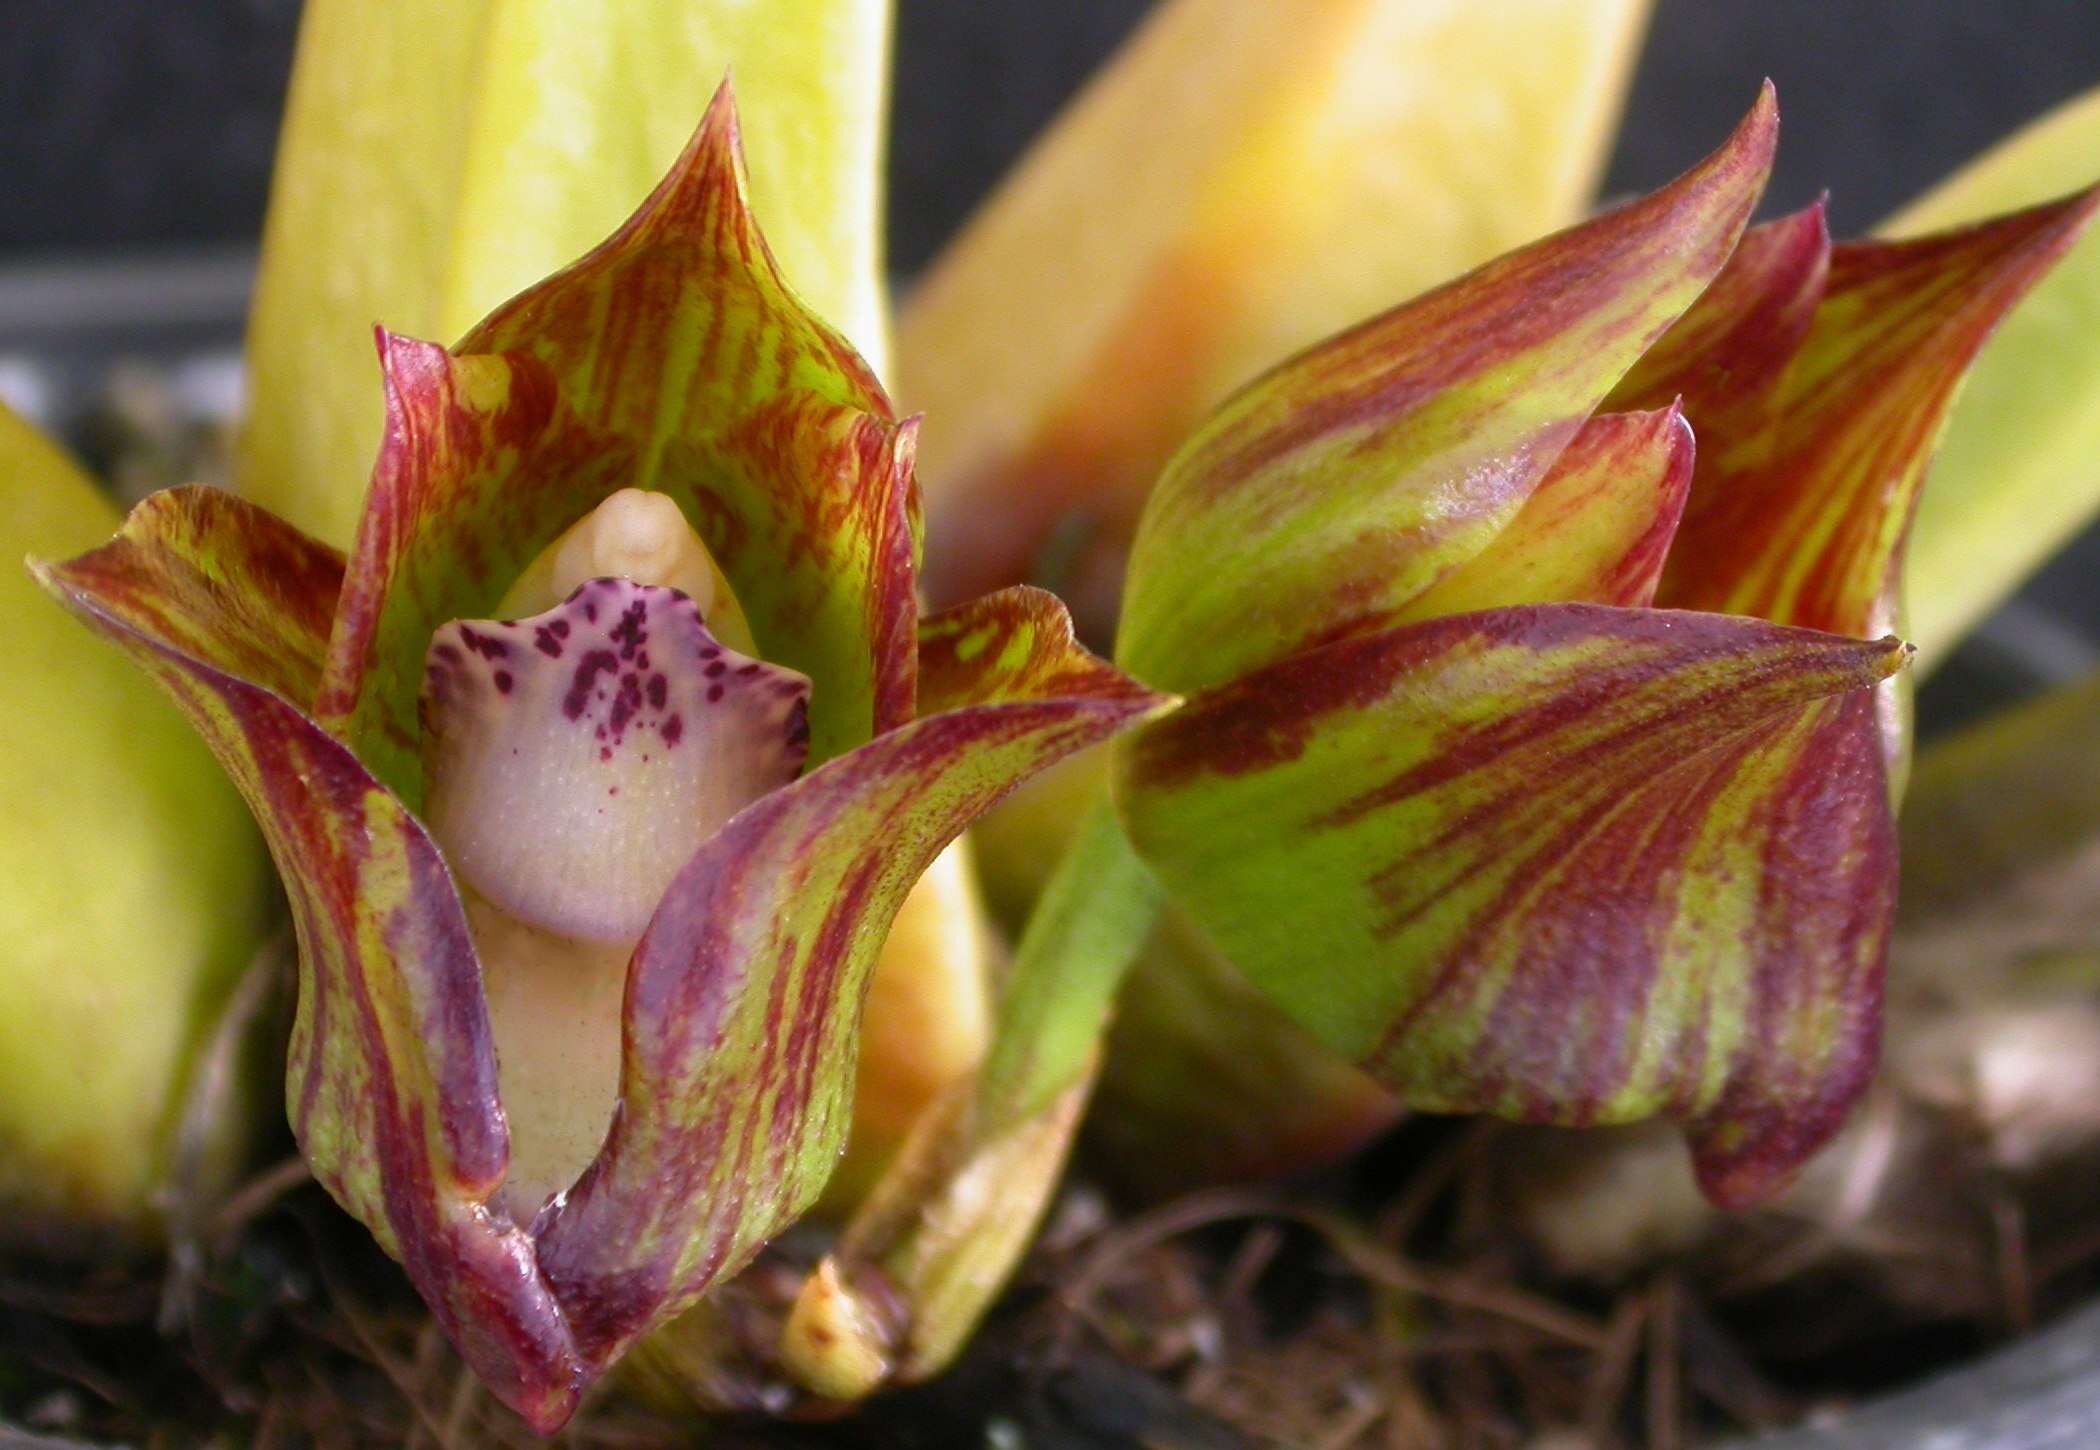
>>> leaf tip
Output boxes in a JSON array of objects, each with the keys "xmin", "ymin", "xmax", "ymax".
[{"xmin": 1727, "ymin": 78, "xmax": 1781, "ymax": 183}]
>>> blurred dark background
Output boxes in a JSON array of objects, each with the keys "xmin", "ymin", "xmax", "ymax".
[{"xmin": 4, "ymin": 0, "xmax": 2099, "ymax": 271}]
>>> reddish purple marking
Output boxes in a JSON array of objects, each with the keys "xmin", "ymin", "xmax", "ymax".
[
  {"xmin": 662, "ymin": 715, "xmax": 683, "ymax": 747},
  {"xmin": 608, "ymin": 672, "xmax": 645, "ymax": 737},
  {"xmin": 494, "ymin": 670, "xmax": 513, "ymax": 694},
  {"xmin": 564, "ymin": 650, "xmax": 620, "ymax": 721},
  {"xmin": 458, "ymin": 625, "xmax": 509, "ymax": 660},
  {"xmin": 611, "ymin": 601, "xmax": 649, "ymax": 659}
]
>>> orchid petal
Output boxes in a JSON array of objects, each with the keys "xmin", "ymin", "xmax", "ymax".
[
  {"xmin": 1608, "ymin": 202, "xmax": 1831, "ymax": 439},
  {"xmin": 1652, "ymin": 190, "xmax": 2100, "ymax": 641},
  {"xmin": 828, "ymin": 840, "xmax": 1000, "ymax": 1206},
  {"xmin": 918, "ymin": 584, "xmax": 1168, "ymax": 716},
  {"xmin": 240, "ymin": 0, "xmax": 891, "ymax": 547},
  {"xmin": 1115, "ymin": 605, "xmax": 1906, "ymax": 1206},
  {"xmin": 318, "ymin": 89, "xmax": 915, "ymax": 802},
  {"xmin": 1114, "ymin": 90, "xmax": 1776, "ymax": 693},
  {"xmin": 30, "ymin": 492, "xmax": 584, "ymax": 1429},
  {"xmin": 1397, "ymin": 406, "xmax": 1694, "ymax": 617},
  {"xmin": 1887, "ymin": 86, "xmax": 2100, "ymax": 666},
  {"xmin": 532, "ymin": 651, "xmax": 1173, "ymax": 1366},
  {"xmin": 464, "ymin": 84, "xmax": 916, "ymax": 756}
]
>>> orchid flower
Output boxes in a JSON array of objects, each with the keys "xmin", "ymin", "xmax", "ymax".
[
  {"xmin": 32, "ymin": 89, "xmax": 1167, "ymax": 1432},
  {"xmin": 784, "ymin": 89, "xmax": 2098, "ymax": 1400},
  {"xmin": 1109, "ymin": 91, "xmax": 2098, "ymax": 1205},
  {"xmin": 874, "ymin": 0, "xmax": 2100, "ymax": 1234}
]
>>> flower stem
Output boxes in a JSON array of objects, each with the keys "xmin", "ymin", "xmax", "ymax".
[
  {"xmin": 975, "ymin": 792, "xmax": 1164, "ymax": 1135},
  {"xmin": 781, "ymin": 792, "xmax": 1165, "ymax": 1395}
]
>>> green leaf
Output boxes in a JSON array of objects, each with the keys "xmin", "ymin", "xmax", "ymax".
[
  {"xmin": 903, "ymin": 0, "xmax": 1657, "ymax": 610},
  {"xmin": 2, "ymin": 426, "xmax": 268, "ymax": 1247},
  {"xmin": 1115, "ymin": 604, "xmax": 1906, "ymax": 1206},
  {"xmin": 1114, "ymin": 89, "xmax": 1776, "ymax": 694}
]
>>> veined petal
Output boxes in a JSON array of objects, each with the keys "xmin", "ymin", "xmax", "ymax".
[
  {"xmin": 465, "ymin": 83, "xmax": 917, "ymax": 757},
  {"xmin": 1652, "ymin": 189, "xmax": 2100, "ymax": 640},
  {"xmin": 1888, "ymin": 86, "xmax": 2100, "ymax": 666},
  {"xmin": 532, "ymin": 641, "xmax": 1174, "ymax": 1365},
  {"xmin": 1114, "ymin": 605, "xmax": 1906, "ymax": 1206},
  {"xmin": 1115, "ymin": 88, "xmax": 1776, "ymax": 693},
  {"xmin": 319, "ymin": 88, "xmax": 916, "ymax": 800},
  {"xmin": 240, "ymin": 0, "xmax": 891, "ymax": 547},
  {"xmin": 3, "ymin": 447, "xmax": 269, "ymax": 1246},
  {"xmin": 421, "ymin": 579, "xmax": 811, "ymax": 943},
  {"xmin": 1397, "ymin": 406, "xmax": 1694, "ymax": 617},
  {"xmin": 917, "ymin": 585, "xmax": 1171, "ymax": 716},
  {"xmin": 38, "ymin": 488, "xmax": 343, "ymax": 704},
  {"xmin": 1608, "ymin": 202, "xmax": 1831, "ymax": 441},
  {"xmin": 31, "ymin": 494, "xmax": 584, "ymax": 1429}
]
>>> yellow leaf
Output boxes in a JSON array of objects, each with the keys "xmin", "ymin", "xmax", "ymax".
[
  {"xmin": 240, "ymin": 0, "xmax": 892, "ymax": 547},
  {"xmin": 1882, "ymin": 85, "xmax": 2100, "ymax": 670},
  {"xmin": 0, "ymin": 408, "xmax": 267, "ymax": 1245},
  {"xmin": 900, "ymin": 0, "xmax": 1653, "ymax": 611}
]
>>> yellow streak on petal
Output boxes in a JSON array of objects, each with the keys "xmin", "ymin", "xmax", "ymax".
[{"xmin": 824, "ymin": 841, "xmax": 999, "ymax": 1209}]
